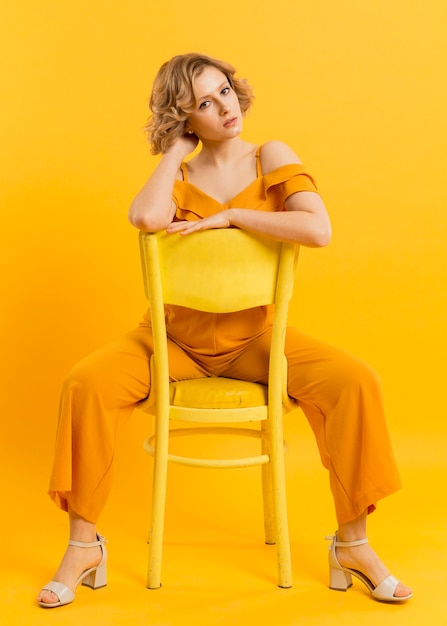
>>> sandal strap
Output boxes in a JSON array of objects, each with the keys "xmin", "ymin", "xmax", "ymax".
[
  {"xmin": 68, "ymin": 533, "xmax": 107, "ymax": 549},
  {"xmin": 40, "ymin": 580, "xmax": 75, "ymax": 606},
  {"xmin": 372, "ymin": 574, "xmax": 400, "ymax": 600},
  {"xmin": 325, "ymin": 534, "xmax": 369, "ymax": 548},
  {"xmin": 335, "ymin": 537, "xmax": 368, "ymax": 548}
]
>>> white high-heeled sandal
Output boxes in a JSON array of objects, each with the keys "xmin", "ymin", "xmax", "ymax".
[
  {"xmin": 325, "ymin": 533, "xmax": 412, "ymax": 602},
  {"xmin": 38, "ymin": 533, "xmax": 107, "ymax": 608}
]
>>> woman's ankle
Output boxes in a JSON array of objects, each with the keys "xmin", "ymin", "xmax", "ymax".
[
  {"xmin": 68, "ymin": 508, "xmax": 97, "ymax": 542},
  {"xmin": 337, "ymin": 510, "xmax": 368, "ymax": 542}
]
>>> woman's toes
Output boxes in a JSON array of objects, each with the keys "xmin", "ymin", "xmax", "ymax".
[
  {"xmin": 394, "ymin": 582, "xmax": 412, "ymax": 598},
  {"xmin": 37, "ymin": 589, "xmax": 59, "ymax": 605}
]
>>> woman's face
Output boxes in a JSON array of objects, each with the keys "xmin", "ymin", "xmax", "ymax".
[{"xmin": 186, "ymin": 66, "xmax": 243, "ymax": 141}]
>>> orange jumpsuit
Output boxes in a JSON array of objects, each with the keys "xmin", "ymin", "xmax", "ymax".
[{"xmin": 49, "ymin": 148, "xmax": 402, "ymax": 525}]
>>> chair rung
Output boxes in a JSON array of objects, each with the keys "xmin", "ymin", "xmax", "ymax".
[
  {"xmin": 143, "ymin": 426, "xmax": 287, "ymax": 468},
  {"xmin": 168, "ymin": 451, "xmax": 269, "ymax": 468}
]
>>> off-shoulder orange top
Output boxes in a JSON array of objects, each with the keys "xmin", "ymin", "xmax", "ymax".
[{"xmin": 159, "ymin": 145, "xmax": 319, "ymax": 359}]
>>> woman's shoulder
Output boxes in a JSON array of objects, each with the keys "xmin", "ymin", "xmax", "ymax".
[{"xmin": 259, "ymin": 141, "xmax": 302, "ymax": 175}]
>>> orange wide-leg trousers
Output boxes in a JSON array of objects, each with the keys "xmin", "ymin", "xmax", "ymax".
[{"xmin": 48, "ymin": 317, "xmax": 402, "ymax": 525}]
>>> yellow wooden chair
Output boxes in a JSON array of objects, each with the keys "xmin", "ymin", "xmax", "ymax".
[{"xmin": 138, "ymin": 228, "xmax": 300, "ymax": 590}]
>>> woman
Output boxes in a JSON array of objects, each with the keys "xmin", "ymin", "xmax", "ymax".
[{"xmin": 38, "ymin": 53, "xmax": 412, "ymax": 607}]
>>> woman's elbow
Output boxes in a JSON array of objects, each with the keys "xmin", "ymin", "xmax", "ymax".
[
  {"xmin": 307, "ymin": 222, "xmax": 332, "ymax": 248},
  {"xmin": 128, "ymin": 204, "xmax": 172, "ymax": 233},
  {"xmin": 129, "ymin": 214, "xmax": 171, "ymax": 232},
  {"xmin": 315, "ymin": 223, "xmax": 332, "ymax": 247},
  {"xmin": 128, "ymin": 208, "xmax": 151, "ymax": 232}
]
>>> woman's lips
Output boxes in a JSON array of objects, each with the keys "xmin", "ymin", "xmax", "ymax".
[{"xmin": 224, "ymin": 117, "xmax": 237, "ymax": 127}]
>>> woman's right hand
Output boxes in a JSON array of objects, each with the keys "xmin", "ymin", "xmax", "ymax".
[{"xmin": 166, "ymin": 133, "xmax": 199, "ymax": 160}]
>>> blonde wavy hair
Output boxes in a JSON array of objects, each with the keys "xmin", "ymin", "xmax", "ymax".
[{"xmin": 146, "ymin": 53, "xmax": 254, "ymax": 155}]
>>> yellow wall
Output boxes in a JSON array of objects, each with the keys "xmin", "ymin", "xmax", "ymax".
[{"xmin": 1, "ymin": 0, "xmax": 446, "ymax": 484}]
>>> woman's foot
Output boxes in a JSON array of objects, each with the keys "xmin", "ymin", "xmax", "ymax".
[
  {"xmin": 335, "ymin": 540, "xmax": 412, "ymax": 599},
  {"xmin": 333, "ymin": 511, "xmax": 412, "ymax": 600},
  {"xmin": 37, "ymin": 541, "xmax": 103, "ymax": 606}
]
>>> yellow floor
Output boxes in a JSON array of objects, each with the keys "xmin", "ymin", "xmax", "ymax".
[{"xmin": 2, "ymin": 412, "xmax": 446, "ymax": 625}]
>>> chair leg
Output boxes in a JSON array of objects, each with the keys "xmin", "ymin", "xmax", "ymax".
[
  {"xmin": 273, "ymin": 482, "xmax": 292, "ymax": 588},
  {"xmin": 147, "ymin": 435, "xmax": 169, "ymax": 589},
  {"xmin": 261, "ymin": 421, "xmax": 275, "ymax": 545},
  {"xmin": 269, "ymin": 415, "xmax": 292, "ymax": 588}
]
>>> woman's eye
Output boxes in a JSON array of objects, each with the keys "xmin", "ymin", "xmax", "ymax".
[
  {"xmin": 199, "ymin": 101, "xmax": 210, "ymax": 109},
  {"xmin": 222, "ymin": 87, "xmax": 230, "ymax": 95}
]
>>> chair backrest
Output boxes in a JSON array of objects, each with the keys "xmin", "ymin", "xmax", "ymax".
[
  {"xmin": 139, "ymin": 228, "xmax": 299, "ymax": 407},
  {"xmin": 139, "ymin": 228, "xmax": 299, "ymax": 314}
]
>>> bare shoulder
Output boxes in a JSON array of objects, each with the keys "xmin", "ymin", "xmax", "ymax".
[{"xmin": 259, "ymin": 140, "xmax": 302, "ymax": 174}]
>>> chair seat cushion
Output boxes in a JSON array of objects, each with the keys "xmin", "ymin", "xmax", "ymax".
[{"xmin": 169, "ymin": 377, "xmax": 268, "ymax": 408}]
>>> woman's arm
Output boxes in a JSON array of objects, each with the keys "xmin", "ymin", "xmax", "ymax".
[
  {"xmin": 128, "ymin": 134, "xmax": 198, "ymax": 232},
  {"xmin": 233, "ymin": 193, "xmax": 331, "ymax": 246},
  {"xmin": 166, "ymin": 199, "xmax": 331, "ymax": 247},
  {"xmin": 166, "ymin": 141, "xmax": 332, "ymax": 247}
]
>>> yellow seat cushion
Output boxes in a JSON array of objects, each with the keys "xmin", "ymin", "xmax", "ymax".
[{"xmin": 169, "ymin": 378, "xmax": 268, "ymax": 409}]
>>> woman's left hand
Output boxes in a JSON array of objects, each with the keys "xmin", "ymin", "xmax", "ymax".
[{"xmin": 166, "ymin": 210, "xmax": 232, "ymax": 235}]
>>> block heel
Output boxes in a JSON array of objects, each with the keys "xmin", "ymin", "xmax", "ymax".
[
  {"xmin": 329, "ymin": 562, "xmax": 352, "ymax": 591},
  {"xmin": 82, "ymin": 556, "xmax": 107, "ymax": 589}
]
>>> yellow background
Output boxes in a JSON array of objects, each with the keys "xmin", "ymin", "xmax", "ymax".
[{"xmin": 1, "ymin": 1, "xmax": 446, "ymax": 624}]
